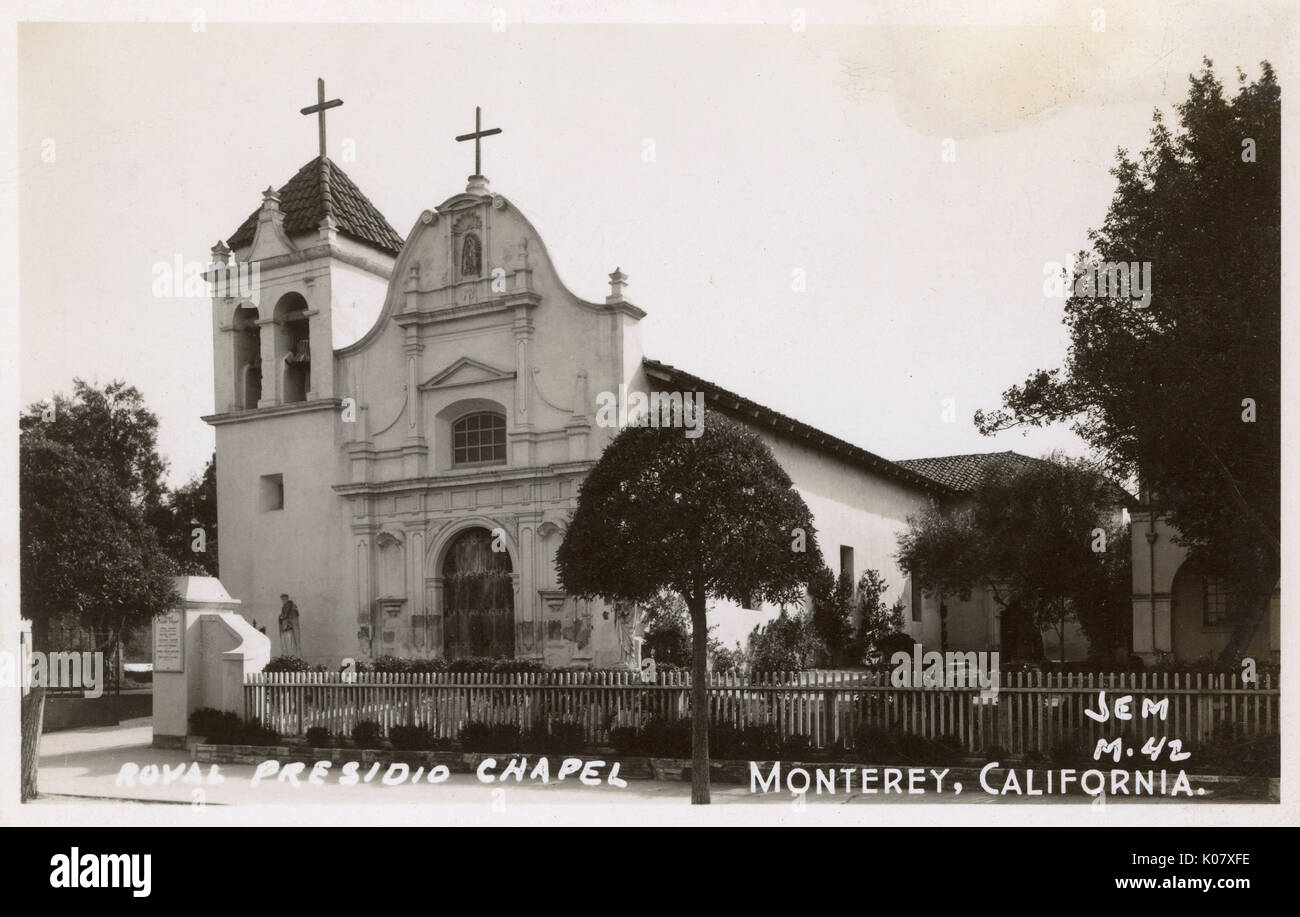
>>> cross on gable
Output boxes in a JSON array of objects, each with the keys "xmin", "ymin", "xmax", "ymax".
[
  {"xmin": 455, "ymin": 106, "xmax": 503, "ymax": 177},
  {"xmin": 300, "ymin": 78, "xmax": 343, "ymax": 159}
]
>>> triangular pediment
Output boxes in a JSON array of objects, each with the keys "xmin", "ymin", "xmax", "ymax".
[{"xmin": 418, "ymin": 357, "xmax": 516, "ymax": 391}]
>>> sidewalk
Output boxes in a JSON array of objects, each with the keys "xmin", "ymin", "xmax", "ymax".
[{"xmin": 36, "ymin": 718, "xmax": 1242, "ymax": 808}]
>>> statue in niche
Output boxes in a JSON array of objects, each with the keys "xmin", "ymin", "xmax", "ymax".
[{"xmin": 461, "ymin": 233, "xmax": 482, "ymax": 277}]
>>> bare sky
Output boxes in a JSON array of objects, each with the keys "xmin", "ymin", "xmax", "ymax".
[{"xmin": 16, "ymin": 3, "xmax": 1293, "ymax": 486}]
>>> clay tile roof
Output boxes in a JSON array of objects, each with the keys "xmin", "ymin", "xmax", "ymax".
[
  {"xmin": 894, "ymin": 451, "xmax": 1038, "ymax": 493},
  {"xmin": 642, "ymin": 358, "xmax": 951, "ymax": 495},
  {"xmin": 896, "ymin": 451, "xmax": 1136, "ymax": 505},
  {"xmin": 227, "ymin": 156, "xmax": 404, "ymax": 257}
]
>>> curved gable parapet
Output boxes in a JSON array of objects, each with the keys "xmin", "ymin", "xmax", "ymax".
[{"xmin": 335, "ymin": 188, "xmax": 643, "ymax": 358}]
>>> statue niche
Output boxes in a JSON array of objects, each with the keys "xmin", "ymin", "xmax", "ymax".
[{"xmin": 460, "ymin": 232, "xmax": 482, "ymax": 278}]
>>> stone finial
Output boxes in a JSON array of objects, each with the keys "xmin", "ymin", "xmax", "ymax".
[
  {"xmin": 210, "ymin": 240, "xmax": 231, "ymax": 265},
  {"xmin": 259, "ymin": 186, "xmax": 284, "ymax": 229},
  {"xmin": 466, "ymin": 174, "xmax": 490, "ymax": 195},
  {"xmin": 318, "ymin": 212, "xmax": 339, "ymax": 243},
  {"xmin": 606, "ymin": 267, "xmax": 629, "ymax": 304}
]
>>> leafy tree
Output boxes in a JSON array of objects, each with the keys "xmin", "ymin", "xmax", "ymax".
[
  {"xmin": 808, "ymin": 565, "xmax": 854, "ymax": 665},
  {"xmin": 156, "ymin": 454, "xmax": 218, "ymax": 576},
  {"xmin": 746, "ymin": 607, "xmax": 821, "ymax": 672},
  {"xmin": 556, "ymin": 413, "xmax": 823, "ymax": 803},
  {"xmin": 710, "ymin": 643, "xmax": 746, "ymax": 675},
  {"xmin": 20, "ymin": 379, "xmax": 169, "ymax": 511},
  {"xmin": 975, "ymin": 60, "xmax": 1280, "ymax": 657},
  {"xmin": 855, "ymin": 570, "xmax": 907, "ymax": 663},
  {"xmin": 896, "ymin": 453, "xmax": 1131, "ymax": 662},
  {"xmin": 19, "ymin": 433, "xmax": 178, "ymax": 798},
  {"xmin": 640, "ymin": 591, "xmax": 693, "ymax": 668}
]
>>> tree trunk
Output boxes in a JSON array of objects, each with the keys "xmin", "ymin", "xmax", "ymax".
[
  {"xmin": 21, "ymin": 686, "xmax": 46, "ymax": 801},
  {"xmin": 688, "ymin": 593, "xmax": 710, "ymax": 805}
]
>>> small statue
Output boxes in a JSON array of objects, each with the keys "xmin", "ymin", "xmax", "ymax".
[{"xmin": 279, "ymin": 593, "xmax": 302, "ymax": 656}]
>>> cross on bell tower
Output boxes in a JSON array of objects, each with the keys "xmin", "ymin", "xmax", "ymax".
[
  {"xmin": 300, "ymin": 78, "xmax": 343, "ymax": 158},
  {"xmin": 455, "ymin": 105, "xmax": 503, "ymax": 186}
]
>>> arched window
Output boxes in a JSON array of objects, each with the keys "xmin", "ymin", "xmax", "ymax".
[
  {"xmin": 452, "ymin": 412, "xmax": 506, "ymax": 466},
  {"xmin": 232, "ymin": 306, "xmax": 261, "ymax": 409},
  {"xmin": 274, "ymin": 292, "xmax": 311, "ymax": 403}
]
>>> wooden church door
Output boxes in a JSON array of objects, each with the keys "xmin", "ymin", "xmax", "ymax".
[{"xmin": 442, "ymin": 528, "xmax": 515, "ymax": 660}]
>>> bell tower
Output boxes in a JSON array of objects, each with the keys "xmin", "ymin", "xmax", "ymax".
[{"xmin": 208, "ymin": 80, "xmax": 402, "ymax": 415}]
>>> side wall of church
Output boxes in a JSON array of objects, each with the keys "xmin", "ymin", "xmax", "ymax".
[
  {"xmin": 706, "ymin": 421, "xmax": 946, "ymax": 650},
  {"xmin": 214, "ymin": 406, "xmax": 353, "ymax": 664}
]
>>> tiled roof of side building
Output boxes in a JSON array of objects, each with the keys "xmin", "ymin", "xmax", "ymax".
[
  {"xmin": 227, "ymin": 156, "xmax": 405, "ymax": 257},
  {"xmin": 896, "ymin": 451, "xmax": 1136, "ymax": 504},
  {"xmin": 894, "ymin": 451, "xmax": 1038, "ymax": 493},
  {"xmin": 642, "ymin": 359, "xmax": 953, "ymax": 496}
]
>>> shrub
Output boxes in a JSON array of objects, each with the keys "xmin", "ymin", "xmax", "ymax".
[
  {"xmin": 264, "ymin": 655, "xmax": 315, "ymax": 673},
  {"xmin": 304, "ymin": 726, "xmax": 335, "ymax": 748},
  {"xmin": 358, "ymin": 655, "xmax": 411, "ymax": 674},
  {"xmin": 389, "ymin": 724, "xmax": 439, "ymax": 751},
  {"xmin": 189, "ymin": 708, "xmax": 242, "ymax": 742},
  {"xmin": 458, "ymin": 721, "xmax": 523, "ymax": 751},
  {"xmin": 1048, "ymin": 740, "xmax": 1088, "ymax": 767},
  {"xmin": 876, "ymin": 631, "xmax": 916, "ymax": 662},
  {"xmin": 638, "ymin": 718, "xmax": 693, "ymax": 758},
  {"xmin": 352, "ymin": 720, "xmax": 384, "ymax": 747},
  {"xmin": 446, "ymin": 657, "xmax": 546, "ymax": 674},
  {"xmin": 852, "ymin": 724, "xmax": 898, "ymax": 761},
  {"xmin": 241, "ymin": 718, "xmax": 279, "ymax": 745},
  {"xmin": 522, "ymin": 720, "xmax": 587, "ymax": 754},
  {"xmin": 189, "ymin": 708, "xmax": 278, "ymax": 744},
  {"xmin": 709, "ymin": 724, "xmax": 781, "ymax": 760},
  {"xmin": 779, "ymin": 734, "xmax": 815, "ymax": 759},
  {"xmin": 609, "ymin": 725, "xmax": 642, "ymax": 756},
  {"xmin": 982, "ymin": 744, "xmax": 1008, "ymax": 762}
]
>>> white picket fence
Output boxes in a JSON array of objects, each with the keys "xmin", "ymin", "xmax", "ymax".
[{"xmin": 243, "ymin": 669, "xmax": 1278, "ymax": 753}]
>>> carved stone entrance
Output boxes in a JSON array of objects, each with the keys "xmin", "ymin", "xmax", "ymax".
[{"xmin": 442, "ymin": 527, "xmax": 515, "ymax": 659}]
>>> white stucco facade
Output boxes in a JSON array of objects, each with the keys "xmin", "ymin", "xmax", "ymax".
[{"xmin": 205, "ymin": 159, "xmax": 1007, "ymax": 669}]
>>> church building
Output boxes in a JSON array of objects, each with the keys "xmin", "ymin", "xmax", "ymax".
[{"xmin": 203, "ymin": 89, "xmax": 1045, "ymax": 669}]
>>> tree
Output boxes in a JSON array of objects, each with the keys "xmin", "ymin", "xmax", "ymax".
[
  {"xmin": 746, "ymin": 607, "xmax": 821, "ymax": 672},
  {"xmin": 640, "ymin": 590, "xmax": 694, "ymax": 668},
  {"xmin": 156, "ymin": 454, "xmax": 218, "ymax": 576},
  {"xmin": 896, "ymin": 453, "xmax": 1131, "ymax": 662},
  {"xmin": 808, "ymin": 565, "xmax": 854, "ymax": 666},
  {"xmin": 974, "ymin": 60, "xmax": 1280, "ymax": 657},
  {"xmin": 556, "ymin": 413, "xmax": 823, "ymax": 803},
  {"xmin": 19, "ymin": 433, "xmax": 178, "ymax": 798},
  {"xmin": 21, "ymin": 379, "xmax": 169, "ymax": 511},
  {"xmin": 855, "ymin": 570, "xmax": 907, "ymax": 663}
]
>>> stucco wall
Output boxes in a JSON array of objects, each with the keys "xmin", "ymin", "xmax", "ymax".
[
  {"xmin": 706, "ymin": 420, "xmax": 942, "ymax": 649},
  {"xmin": 214, "ymin": 405, "xmax": 352, "ymax": 663}
]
